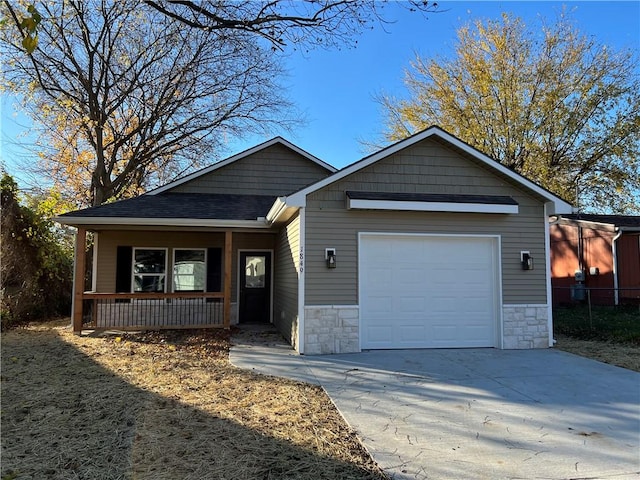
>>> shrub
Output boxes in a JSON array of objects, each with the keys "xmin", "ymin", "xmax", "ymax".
[{"xmin": 1, "ymin": 174, "xmax": 73, "ymax": 328}]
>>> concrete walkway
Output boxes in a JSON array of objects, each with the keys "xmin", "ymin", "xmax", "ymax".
[{"xmin": 230, "ymin": 327, "xmax": 640, "ymax": 479}]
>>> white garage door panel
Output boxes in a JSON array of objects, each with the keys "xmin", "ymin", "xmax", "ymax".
[{"xmin": 360, "ymin": 235, "xmax": 499, "ymax": 349}]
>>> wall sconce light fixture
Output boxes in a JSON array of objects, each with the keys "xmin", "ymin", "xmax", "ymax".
[
  {"xmin": 325, "ymin": 248, "xmax": 337, "ymax": 269},
  {"xmin": 521, "ymin": 251, "xmax": 533, "ymax": 270}
]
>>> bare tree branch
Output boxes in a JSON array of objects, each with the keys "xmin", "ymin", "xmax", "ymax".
[
  {"xmin": 143, "ymin": 0, "xmax": 439, "ymax": 50},
  {"xmin": 1, "ymin": 0, "xmax": 294, "ymax": 206}
]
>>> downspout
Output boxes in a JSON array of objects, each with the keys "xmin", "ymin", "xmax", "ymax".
[
  {"xmin": 612, "ymin": 228, "xmax": 623, "ymax": 306},
  {"xmin": 577, "ymin": 225, "xmax": 584, "ymax": 274},
  {"xmin": 546, "ymin": 210, "xmax": 561, "ymax": 346}
]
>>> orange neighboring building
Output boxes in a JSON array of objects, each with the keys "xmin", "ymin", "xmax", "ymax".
[{"xmin": 550, "ymin": 214, "xmax": 640, "ymax": 306}]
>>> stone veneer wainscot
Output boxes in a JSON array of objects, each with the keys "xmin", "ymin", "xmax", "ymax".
[
  {"xmin": 303, "ymin": 304, "xmax": 549, "ymax": 354},
  {"xmin": 502, "ymin": 305, "xmax": 549, "ymax": 349},
  {"xmin": 304, "ymin": 306, "xmax": 359, "ymax": 354}
]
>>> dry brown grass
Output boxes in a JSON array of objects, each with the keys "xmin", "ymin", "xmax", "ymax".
[
  {"xmin": 554, "ymin": 333, "xmax": 640, "ymax": 372},
  {"xmin": 1, "ymin": 320, "xmax": 386, "ymax": 480}
]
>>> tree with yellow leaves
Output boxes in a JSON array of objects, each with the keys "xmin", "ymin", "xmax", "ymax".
[{"xmin": 378, "ymin": 12, "xmax": 640, "ymax": 213}]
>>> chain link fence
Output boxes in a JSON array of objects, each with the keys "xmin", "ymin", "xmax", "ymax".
[{"xmin": 553, "ymin": 286, "xmax": 640, "ymax": 341}]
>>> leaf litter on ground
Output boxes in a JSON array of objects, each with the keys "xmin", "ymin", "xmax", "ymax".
[{"xmin": 1, "ymin": 319, "xmax": 387, "ymax": 480}]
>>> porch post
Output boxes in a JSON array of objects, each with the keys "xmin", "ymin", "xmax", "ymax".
[
  {"xmin": 223, "ymin": 230, "xmax": 232, "ymax": 328},
  {"xmin": 72, "ymin": 227, "xmax": 87, "ymax": 334}
]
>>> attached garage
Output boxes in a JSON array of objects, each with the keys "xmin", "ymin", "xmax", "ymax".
[
  {"xmin": 359, "ymin": 233, "xmax": 501, "ymax": 349},
  {"xmin": 265, "ymin": 126, "xmax": 573, "ymax": 354}
]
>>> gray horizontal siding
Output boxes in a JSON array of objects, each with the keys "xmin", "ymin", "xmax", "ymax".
[
  {"xmin": 170, "ymin": 144, "xmax": 331, "ymax": 196},
  {"xmin": 273, "ymin": 214, "xmax": 300, "ymax": 347},
  {"xmin": 304, "ymin": 138, "xmax": 548, "ymax": 306}
]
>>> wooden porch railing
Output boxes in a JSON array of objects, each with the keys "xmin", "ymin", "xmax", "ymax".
[{"xmin": 79, "ymin": 292, "xmax": 227, "ymax": 332}]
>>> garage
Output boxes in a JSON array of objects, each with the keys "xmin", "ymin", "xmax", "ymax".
[{"xmin": 359, "ymin": 233, "xmax": 501, "ymax": 349}]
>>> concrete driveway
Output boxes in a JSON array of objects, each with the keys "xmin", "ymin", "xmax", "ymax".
[{"xmin": 230, "ymin": 330, "xmax": 640, "ymax": 479}]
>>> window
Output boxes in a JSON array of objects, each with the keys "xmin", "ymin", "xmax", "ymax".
[
  {"xmin": 173, "ymin": 249, "xmax": 206, "ymax": 292},
  {"xmin": 133, "ymin": 248, "xmax": 167, "ymax": 292},
  {"xmin": 244, "ymin": 255, "xmax": 266, "ymax": 288}
]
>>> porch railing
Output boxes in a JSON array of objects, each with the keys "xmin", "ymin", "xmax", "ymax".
[{"xmin": 81, "ymin": 292, "xmax": 227, "ymax": 331}]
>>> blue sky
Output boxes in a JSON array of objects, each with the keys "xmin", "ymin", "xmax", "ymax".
[{"xmin": 1, "ymin": 1, "xmax": 639, "ymax": 186}]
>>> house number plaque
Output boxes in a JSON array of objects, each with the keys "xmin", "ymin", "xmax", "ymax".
[{"xmin": 299, "ymin": 246, "xmax": 304, "ymax": 273}]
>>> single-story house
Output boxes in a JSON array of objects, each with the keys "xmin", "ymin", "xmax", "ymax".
[
  {"xmin": 550, "ymin": 214, "xmax": 640, "ymax": 306},
  {"xmin": 56, "ymin": 126, "xmax": 572, "ymax": 354}
]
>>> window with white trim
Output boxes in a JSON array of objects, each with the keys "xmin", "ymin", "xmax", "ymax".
[
  {"xmin": 173, "ymin": 249, "xmax": 206, "ymax": 292},
  {"xmin": 133, "ymin": 248, "xmax": 167, "ymax": 292}
]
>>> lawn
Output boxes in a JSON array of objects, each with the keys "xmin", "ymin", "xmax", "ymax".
[
  {"xmin": 1, "ymin": 320, "xmax": 386, "ymax": 480},
  {"xmin": 553, "ymin": 305, "xmax": 640, "ymax": 344},
  {"xmin": 553, "ymin": 305, "xmax": 640, "ymax": 372}
]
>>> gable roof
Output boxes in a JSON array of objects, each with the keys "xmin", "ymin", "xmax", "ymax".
[
  {"xmin": 56, "ymin": 193, "xmax": 276, "ymax": 228},
  {"xmin": 149, "ymin": 136, "xmax": 336, "ymax": 195},
  {"xmin": 273, "ymin": 126, "xmax": 572, "ymax": 220},
  {"xmin": 56, "ymin": 126, "xmax": 576, "ymax": 229},
  {"xmin": 267, "ymin": 126, "xmax": 573, "ymax": 223}
]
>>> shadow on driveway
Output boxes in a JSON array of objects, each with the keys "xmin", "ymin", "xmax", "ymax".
[{"xmin": 231, "ymin": 337, "xmax": 640, "ymax": 480}]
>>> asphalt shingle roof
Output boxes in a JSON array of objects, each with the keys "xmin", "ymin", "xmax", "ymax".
[{"xmin": 59, "ymin": 193, "xmax": 277, "ymax": 221}]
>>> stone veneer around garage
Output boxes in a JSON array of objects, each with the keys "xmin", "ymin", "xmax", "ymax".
[
  {"xmin": 502, "ymin": 305, "xmax": 549, "ymax": 349},
  {"xmin": 303, "ymin": 306, "xmax": 360, "ymax": 355},
  {"xmin": 302, "ymin": 304, "xmax": 550, "ymax": 354}
]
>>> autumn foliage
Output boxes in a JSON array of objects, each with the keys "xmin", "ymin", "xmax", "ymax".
[{"xmin": 1, "ymin": 174, "xmax": 73, "ymax": 327}]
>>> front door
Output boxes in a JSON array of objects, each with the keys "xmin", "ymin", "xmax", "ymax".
[{"xmin": 239, "ymin": 251, "xmax": 272, "ymax": 323}]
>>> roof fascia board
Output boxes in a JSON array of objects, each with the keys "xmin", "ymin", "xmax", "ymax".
[
  {"xmin": 347, "ymin": 198, "xmax": 519, "ymax": 214},
  {"xmin": 53, "ymin": 216, "xmax": 272, "ymax": 229},
  {"xmin": 437, "ymin": 131, "xmax": 572, "ymax": 212},
  {"xmin": 148, "ymin": 137, "xmax": 336, "ymax": 195},
  {"xmin": 556, "ymin": 217, "xmax": 617, "ymax": 232},
  {"xmin": 557, "ymin": 217, "xmax": 640, "ymax": 232},
  {"xmin": 266, "ymin": 196, "xmax": 288, "ymax": 223},
  {"xmin": 286, "ymin": 127, "xmax": 573, "ymax": 213}
]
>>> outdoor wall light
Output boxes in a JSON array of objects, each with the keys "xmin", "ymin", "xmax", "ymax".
[
  {"xmin": 521, "ymin": 251, "xmax": 533, "ymax": 270},
  {"xmin": 325, "ymin": 248, "xmax": 337, "ymax": 269}
]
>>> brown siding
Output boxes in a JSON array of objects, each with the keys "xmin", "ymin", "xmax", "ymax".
[
  {"xmin": 618, "ymin": 234, "xmax": 640, "ymax": 301},
  {"xmin": 304, "ymin": 138, "xmax": 548, "ymax": 305},
  {"xmin": 96, "ymin": 230, "xmax": 275, "ymax": 302},
  {"xmin": 550, "ymin": 223, "xmax": 617, "ymax": 305},
  {"xmin": 273, "ymin": 214, "xmax": 300, "ymax": 347},
  {"xmin": 169, "ymin": 144, "xmax": 331, "ymax": 196},
  {"xmin": 583, "ymin": 229, "xmax": 615, "ymax": 304},
  {"xmin": 550, "ymin": 223, "xmax": 581, "ymax": 305}
]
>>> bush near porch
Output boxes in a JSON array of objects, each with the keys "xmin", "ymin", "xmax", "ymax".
[{"xmin": 1, "ymin": 175, "xmax": 73, "ymax": 329}]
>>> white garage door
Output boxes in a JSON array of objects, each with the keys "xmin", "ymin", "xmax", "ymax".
[{"xmin": 359, "ymin": 234, "xmax": 500, "ymax": 349}]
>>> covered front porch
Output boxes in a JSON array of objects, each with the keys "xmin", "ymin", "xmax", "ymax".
[{"xmin": 71, "ymin": 227, "xmax": 275, "ymax": 334}]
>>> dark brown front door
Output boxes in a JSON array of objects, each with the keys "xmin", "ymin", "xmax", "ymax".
[{"xmin": 239, "ymin": 251, "xmax": 272, "ymax": 323}]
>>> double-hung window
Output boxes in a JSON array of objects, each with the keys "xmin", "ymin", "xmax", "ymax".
[
  {"xmin": 132, "ymin": 248, "xmax": 167, "ymax": 292},
  {"xmin": 173, "ymin": 249, "xmax": 206, "ymax": 292}
]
